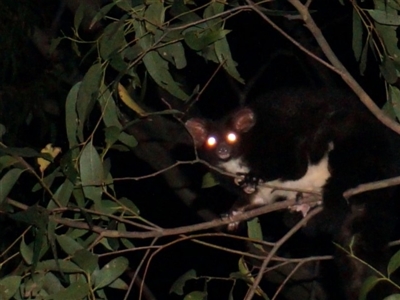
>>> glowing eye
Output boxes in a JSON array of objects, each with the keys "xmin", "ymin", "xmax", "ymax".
[
  {"xmin": 226, "ymin": 133, "xmax": 237, "ymax": 143},
  {"xmin": 207, "ymin": 136, "xmax": 217, "ymax": 147}
]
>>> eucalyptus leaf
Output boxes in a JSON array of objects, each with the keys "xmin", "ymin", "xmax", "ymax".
[
  {"xmin": 77, "ymin": 63, "xmax": 103, "ymax": 142},
  {"xmin": 100, "ymin": 22, "xmax": 126, "ymax": 60},
  {"xmin": 157, "ymin": 42, "xmax": 187, "ymax": 69},
  {"xmin": 0, "ymin": 276, "xmax": 21, "ymax": 300},
  {"xmin": 65, "ymin": 82, "xmax": 80, "ymax": 148},
  {"xmin": 56, "ymin": 234, "xmax": 83, "ymax": 256},
  {"xmin": 380, "ymin": 55, "xmax": 398, "ymax": 84},
  {"xmin": 72, "ymin": 249, "xmax": 98, "ymax": 274},
  {"xmin": 42, "ymin": 272, "xmax": 63, "ymax": 294},
  {"xmin": 170, "ymin": 269, "xmax": 197, "ymax": 295},
  {"xmin": 36, "ymin": 260, "xmax": 83, "ymax": 273},
  {"xmin": 367, "ymin": 9, "xmax": 400, "ymax": 25},
  {"xmin": 0, "ymin": 155, "xmax": 18, "ymax": 172},
  {"xmin": 79, "ymin": 141, "xmax": 104, "ymax": 203},
  {"xmin": 48, "ymin": 179, "xmax": 74, "ymax": 209},
  {"xmin": 108, "ymin": 278, "xmax": 129, "ymax": 290},
  {"xmin": 134, "ymin": 21, "xmax": 189, "ymax": 100},
  {"xmin": 45, "ymin": 281, "xmax": 89, "ymax": 300},
  {"xmin": 0, "ymin": 168, "xmax": 24, "ymax": 204},
  {"xmin": 93, "ymin": 256, "xmax": 129, "ymax": 289},
  {"xmin": 358, "ymin": 275, "xmax": 379, "ymax": 300},
  {"xmin": 183, "ymin": 291, "xmax": 207, "ymax": 300},
  {"xmin": 388, "ymin": 249, "xmax": 400, "ymax": 276},
  {"xmin": 145, "ymin": 2, "xmax": 165, "ymax": 33}
]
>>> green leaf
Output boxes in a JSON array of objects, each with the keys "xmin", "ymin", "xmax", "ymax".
[
  {"xmin": 65, "ymin": 82, "xmax": 81, "ymax": 148},
  {"xmin": 104, "ymin": 126, "xmax": 121, "ymax": 148},
  {"xmin": 60, "ymin": 149, "xmax": 80, "ymax": 184},
  {"xmin": 247, "ymin": 217, "xmax": 263, "ymax": 250},
  {"xmin": 93, "ymin": 256, "xmax": 129, "ymax": 289},
  {"xmin": 97, "ymin": 85, "xmax": 138, "ymax": 148},
  {"xmin": 11, "ymin": 205, "xmax": 49, "ymax": 228},
  {"xmin": 359, "ymin": 275, "xmax": 379, "ymax": 300},
  {"xmin": 118, "ymin": 223, "xmax": 135, "ymax": 248},
  {"xmin": 74, "ymin": 3, "xmax": 86, "ymax": 32},
  {"xmin": 183, "ymin": 291, "xmax": 207, "ymax": 300},
  {"xmin": 0, "ymin": 276, "xmax": 21, "ymax": 300},
  {"xmin": 382, "ymin": 101, "xmax": 397, "ymax": 121},
  {"xmin": 68, "ymin": 228, "xmax": 89, "ymax": 239},
  {"xmin": 145, "ymin": 2, "xmax": 165, "ymax": 33},
  {"xmin": 359, "ymin": 37, "xmax": 369, "ymax": 75},
  {"xmin": 72, "ymin": 249, "xmax": 99, "ymax": 274},
  {"xmin": 77, "ymin": 63, "xmax": 103, "ymax": 142},
  {"xmin": 100, "ymin": 22, "xmax": 126, "ymax": 60},
  {"xmin": 238, "ymin": 257, "xmax": 251, "ymax": 279},
  {"xmin": 99, "ymin": 238, "xmax": 114, "ymax": 251},
  {"xmin": 109, "ymin": 51, "xmax": 129, "ymax": 72},
  {"xmin": 367, "ymin": 9, "xmax": 400, "ymax": 25},
  {"xmin": 134, "ymin": 21, "xmax": 189, "ymax": 100},
  {"xmin": 157, "ymin": 42, "xmax": 187, "ymax": 69},
  {"xmin": 204, "ymin": 1, "xmax": 224, "ymax": 29},
  {"xmin": 201, "ymin": 172, "xmax": 219, "ymax": 188},
  {"xmin": 32, "ymin": 226, "xmax": 47, "ymax": 270},
  {"xmin": 108, "ymin": 278, "xmax": 129, "ymax": 290},
  {"xmin": 45, "ymin": 281, "xmax": 89, "ymax": 300},
  {"xmin": 56, "ymin": 234, "xmax": 84, "ymax": 256},
  {"xmin": 215, "ymin": 36, "xmax": 244, "ymax": 84},
  {"xmin": 73, "ymin": 187, "xmax": 86, "ymax": 207},
  {"xmin": 90, "ymin": 2, "xmax": 116, "ymax": 28},
  {"xmin": 32, "ymin": 167, "xmax": 60, "ymax": 192},
  {"xmin": 170, "ymin": 269, "xmax": 197, "ymax": 295},
  {"xmin": 48, "ymin": 179, "xmax": 74, "ymax": 209},
  {"xmin": 184, "ymin": 29, "xmax": 230, "ymax": 51},
  {"xmin": 0, "ymin": 155, "xmax": 18, "ymax": 172},
  {"xmin": 36, "ymin": 260, "xmax": 83, "ymax": 273},
  {"xmin": 119, "ymin": 197, "xmax": 140, "ymax": 215},
  {"xmin": 375, "ymin": 23, "xmax": 400, "ymax": 65},
  {"xmin": 352, "ymin": 8, "xmax": 363, "ymax": 61},
  {"xmin": 0, "ymin": 147, "xmax": 40, "ymax": 157},
  {"xmin": 380, "ymin": 55, "xmax": 398, "ymax": 84},
  {"xmin": 383, "ymin": 294, "xmax": 400, "ymax": 300},
  {"xmin": 388, "ymin": 249, "xmax": 400, "ymax": 276},
  {"xmin": 170, "ymin": 0, "xmax": 201, "ymax": 23},
  {"xmin": 42, "ymin": 272, "xmax": 63, "ymax": 294},
  {"xmin": 79, "ymin": 141, "xmax": 104, "ymax": 203},
  {"xmin": 389, "ymin": 85, "xmax": 400, "ymax": 121},
  {"xmin": 115, "ymin": 0, "xmax": 136, "ymax": 12},
  {"xmin": 20, "ymin": 237, "xmax": 33, "ymax": 265},
  {"xmin": 0, "ymin": 168, "xmax": 24, "ymax": 204}
]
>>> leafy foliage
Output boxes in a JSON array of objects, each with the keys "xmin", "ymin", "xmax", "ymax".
[{"xmin": 2, "ymin": 0, "xmax": 400, "ymax": 299}]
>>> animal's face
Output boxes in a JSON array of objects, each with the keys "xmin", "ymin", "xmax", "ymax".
[{"xmin": 185, "ymin": 108, "xmax": 256, "ymax": 162}]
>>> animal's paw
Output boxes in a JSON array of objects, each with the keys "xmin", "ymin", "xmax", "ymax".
[
  {"xmin": 289, "ymin": 192, "xmax": 323, "ymax": 217},
  {"xmin": 221, "ymin": 210, "xmax": 242, "ymax": 231},
  {"xmin": 234, "ymin": 172, "xmax": 262, "ymax": 194}
]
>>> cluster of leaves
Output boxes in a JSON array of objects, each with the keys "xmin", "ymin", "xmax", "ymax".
[
  {"xmin": 3, "ymin": 0, "xmax": 400, "ymax": 298},
  {"xmin": 352, "ymin": 0, "xmax": 400, "ymax": 119},
  {"xmin": 0, "ymin": 0, "xmax": 248, "ymax": 299}
]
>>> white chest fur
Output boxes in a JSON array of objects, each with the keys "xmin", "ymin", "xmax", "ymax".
[{"xmin": 218, "ymin": 152, "xmax": 331, "ymax": 205}]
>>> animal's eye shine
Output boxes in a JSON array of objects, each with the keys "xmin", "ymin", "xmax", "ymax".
[
  {"xmin": 226, "ymin": 132, "xmax": 237, "ymax": 143},
  {"xmin": 206, "ymin": 136, "xmax": 217, "ymax": 147}
]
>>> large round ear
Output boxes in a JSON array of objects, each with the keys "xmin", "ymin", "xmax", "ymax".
[
  {"xmin": 232, "ymin": 108, "xmax": 255, "ymax": 132},
  {"xmin": 185, "ymin": 119, "xmax": 208, "ymax": 147}
]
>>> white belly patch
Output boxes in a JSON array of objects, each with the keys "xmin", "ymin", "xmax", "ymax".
[
  {"xmin": 218, "ymin": 151, "xmax": 331, "ymax": 205},
  {"xmin": 253, "ymin": 153, "xmax": 331, "ymax": 205}
]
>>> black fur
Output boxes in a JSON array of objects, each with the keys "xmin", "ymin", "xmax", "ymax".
[{"xmin": 186, "ymin": 88, "xmax": 400, "ymax": 299}]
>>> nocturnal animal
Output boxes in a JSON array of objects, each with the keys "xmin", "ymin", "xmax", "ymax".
[{"xmin": 185, "ymin": 88, "xmax": 400, "ymax": 299}]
